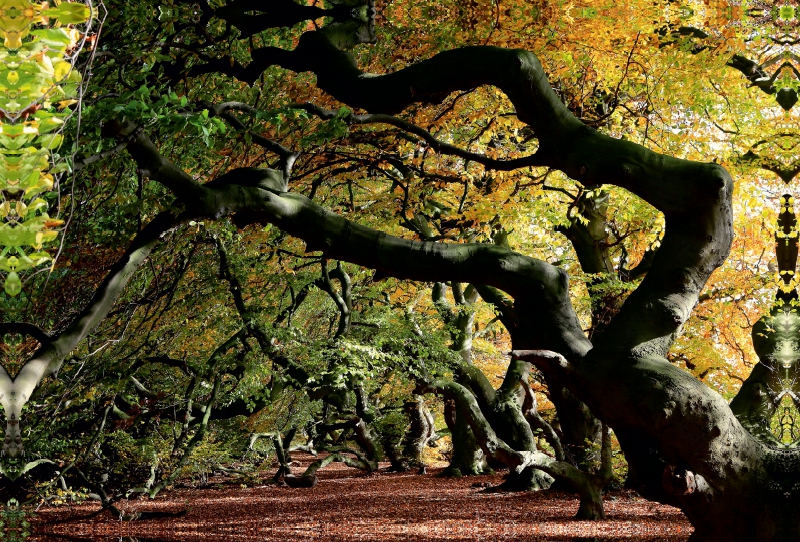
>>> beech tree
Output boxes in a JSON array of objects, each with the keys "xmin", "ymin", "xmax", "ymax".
[{"xmin": 4, "ymin": 0, "xmax": 800, "ymax": 540}]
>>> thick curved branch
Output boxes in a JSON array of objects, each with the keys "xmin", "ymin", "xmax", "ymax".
[
  {"xmin": 109, "ymin": 120, "xmax": 590, "ymax": 363},
  {"xmin": 421, "ymin": 379, "xmax": 559, "ymax": 475},
  {"xmin": 101, "ymin": 120, "xmax": 210, "ymax": 203},
  {"xmin": 423, "ymin": 378, "xmax": 611, "ymax": 518},
  {"xmin": 1, "ymin": 213, "xmax": 177, "ymax": 457},
  {"xmin": 520, "ymin": 377, "xmax": 565, "ymax": 462},
  {"xmin": 114, "ymin": 40, "xmax": 749, "ymax": 512},
  {"xmin": 127, "ymin": 33, "xmax": 734, "ymax": 360},
  {"xmin": 187, "ymin": 32, "xmax": 734, "ymax": 356},
  {"xmin": 276, "ymin": 39, "xmax": 749, "ymax": 506},
  {"xmin": 511, "ymin": 349, "xmax": 574, "ymax": 374},
  {"xmin": 319, "ymin": 260, "xmax": 352, "ymax": 339},
  {"xmin": 249, "ymin": 191, "xmax": 589, "ymax": 355}
]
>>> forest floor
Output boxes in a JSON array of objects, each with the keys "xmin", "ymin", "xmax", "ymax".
[{"xmin": 31, "ymin": 453, "xmax": 691, "ymax": 541}]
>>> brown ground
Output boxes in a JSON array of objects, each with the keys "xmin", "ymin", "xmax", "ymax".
[{"xmin": 31, "ymin": 453, "xmax": 692, "ymax": 541}]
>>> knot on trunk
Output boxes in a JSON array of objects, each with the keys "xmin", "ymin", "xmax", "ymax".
[{"xmin": 662, "ymin": 465, "xmax": 696, "ymax": 496}]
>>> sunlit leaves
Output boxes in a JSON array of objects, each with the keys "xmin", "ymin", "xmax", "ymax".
[
  {"xmin": 0, "ymin": 0, "xmax": 96, "ymax": 296},
  {"xmin": 111, "ymin": 87, "xmax": 227, "ymax": 146}
]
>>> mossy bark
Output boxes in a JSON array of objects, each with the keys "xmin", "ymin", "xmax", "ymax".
[{"xmin": 443, "ymin": 399, "xmax": 487, "ymax": 477}]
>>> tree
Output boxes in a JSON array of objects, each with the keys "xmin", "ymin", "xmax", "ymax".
[{"xmin": 2, "ymin": 0, "xmax": 800, "ymax": 540}]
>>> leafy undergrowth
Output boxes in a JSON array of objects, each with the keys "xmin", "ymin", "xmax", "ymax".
[{"xmin": 31, "ymin": 453, "xmax": 691, "ymax": 541}]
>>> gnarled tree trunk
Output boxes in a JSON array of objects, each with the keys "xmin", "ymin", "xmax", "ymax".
[{"xmin": 96, "ymin": 5, "xmax": 800, "ymax": 538}]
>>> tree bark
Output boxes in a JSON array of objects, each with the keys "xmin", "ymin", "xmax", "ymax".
[
  {"xmin": 402, "ymin": 396, "xmax": 436, "ymax": 470},
  {"xmin": 442, "ymin": 398, "xmax": 487, "ymax": 477},
  {"xmin": 0, "ymin": 213, "xmax": 178, "ymax": 457},
  {"xmin": 109, "ymin": 24, "xmax": 800, "ymax": 537}
]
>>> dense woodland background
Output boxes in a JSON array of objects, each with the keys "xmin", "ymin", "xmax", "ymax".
[{"xmin": 1, "ymin": 0, "xmax": 798, "ymax": 538}]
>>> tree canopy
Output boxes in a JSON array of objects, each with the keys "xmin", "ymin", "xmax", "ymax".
[{"xmin": 2, "ymin": 0, "xmax": 800, "ymax": 539}]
